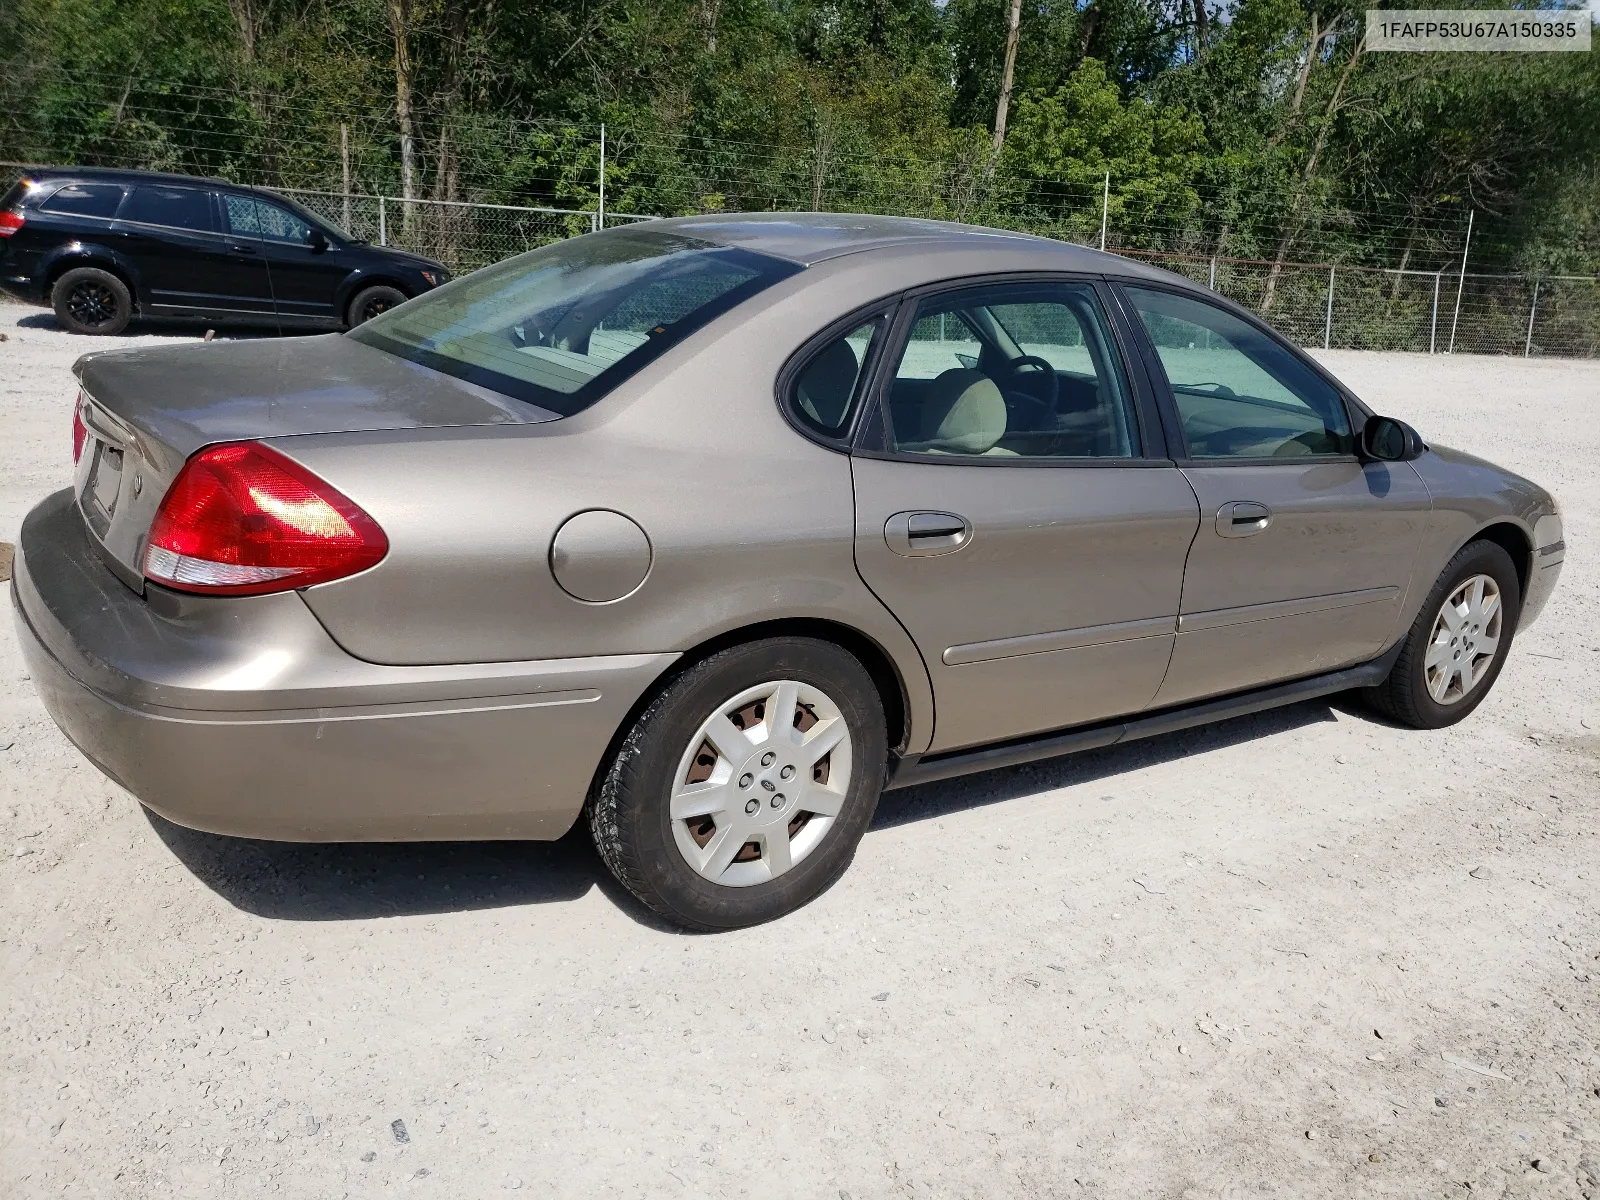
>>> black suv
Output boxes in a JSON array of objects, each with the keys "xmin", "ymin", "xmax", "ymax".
[{"xmin": 0, "ymin": 167, "xmax": 448, "ymax": 335}]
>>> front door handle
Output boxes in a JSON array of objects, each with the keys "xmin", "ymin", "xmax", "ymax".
[
  {"xmin": 229, "ymin": 243, "xmax": 260, "ymax": 255},
  {"xmin": 885, "ymin": 511, "xmax": 972, "ymax": 557},
  {"xmin": 1216, "ymin": 501, "xmax": 1272, "ymax": 538}
]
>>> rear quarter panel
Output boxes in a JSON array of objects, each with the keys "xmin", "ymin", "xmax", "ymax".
[{"xmin": 279, "ymin": 258, "xmax": 941, "ymax": 751}]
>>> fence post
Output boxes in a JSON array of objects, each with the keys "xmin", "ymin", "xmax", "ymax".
[
  {"xmin": 1098, "ymin": 172, "xmax": 1109, "ymax": 252},
  {"xmin": 1524, "ymin": 279, "xmax": 1540, "ymax": 358},
  {"xmin": 1447, "ymin": 208, "xmax": 1474, "ymax": 355},
  {"xmin": 1429, "ymin": 271, "xmax": 1441, "ymax": 354},
  {"xmin": 1208, "ymin": 257, "xmax": 1216, "ymax": 291},
  {"xmin": 1324, "ymin": 266, "xmax": 1335, "ymax": 350},
  {"xmin": 378, "ymin": 195, "xmax": 387, "ymax": 247},
  {"xmin": 340, "ymin": 124, "xmax": 351, "ymax": 234},
  {"xmin": 597, "ymin": 123, "xmax": 606, "ymax": 231}
]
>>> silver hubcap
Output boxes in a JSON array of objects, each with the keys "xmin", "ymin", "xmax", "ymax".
[
  {"xmin": 670, "ymin": 679, "xmax": 853, "ymax": 887},
  {"xmin": 1425, "ymin": 573, "xmax": 1502, "ymax": 705}
]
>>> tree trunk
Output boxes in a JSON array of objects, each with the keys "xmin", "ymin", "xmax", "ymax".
[
  {"xmin": 228, "ymin": 0, "xmax": 275, "ymax": 174},
  {"xmin": 389, "ymin": 0, "xmax": 418, "ymax": 239},
  {"xmin": 1071, "ymin": 1, "xmax": 1101, "ymax": 70},
  {"xmin": 992, "ymin": 0, "xmax": 1023, "ymax": 154},
  {"xmin": 1260, "ymin": 31, "xmax": 1365, "ymax": 314},
  {"xmin": 811, "ymin": 110, "xmax": 835, "ymax": 211},
  {"xmin": 700, "ymin": 0, "xmax": 721, "ymax": 55},
  {"xmin": 1191, "ymin": 0, "xmax": 1208, "ymax": 53}
]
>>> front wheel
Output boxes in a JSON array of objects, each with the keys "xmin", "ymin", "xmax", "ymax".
[
  {"xmin": 1361, "ymin": 539, "xmax": 1521, "ymax": 729},
  {"xmin": 588, "ymin": 638, "xmax": 887, "ymax": 930}
]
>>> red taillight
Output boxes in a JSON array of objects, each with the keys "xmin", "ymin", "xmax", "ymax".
[
  {"xmin": 0, "ymin": 209, "xmax": 23, "ymax": 237},
  {"xmin": 143, "ymin": 442, "xmax": 388, "ymax": 596},
  {"xmin": 72, "ymin": 393, "xmax": 88, "ymax": 463}
]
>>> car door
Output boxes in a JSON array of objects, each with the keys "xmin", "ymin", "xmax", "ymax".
[
  {"xmin": 245, "ymin": 196, "xmax": 350, "ymax": 325},
  {"xmin": 847, "ymin": 279, "xmax": 1201, "ymax": 754},
  {"xmin": 1118, "ymin": 284, "xmax": 1431, "ymax": 707},
  {"xmin": 113, "ymin": 183, "xmax": 274, "ymax": 318}
]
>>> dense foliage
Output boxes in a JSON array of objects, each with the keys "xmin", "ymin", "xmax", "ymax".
[{"xmin": 2, "ymin": 0, "xmax": 1597, "ymax": 279}]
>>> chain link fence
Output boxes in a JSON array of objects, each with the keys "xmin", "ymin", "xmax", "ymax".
[
  {"xmin": 276, "ymin": 188, "xmax": 653, "ymax": 274},
  {"xmin": 5, "ymin": 156, "xmax": 1596, "ymax": 357},
  {"xmin": 1125, "ymin": 250, "xmax": 1599, "ymax": 358}
]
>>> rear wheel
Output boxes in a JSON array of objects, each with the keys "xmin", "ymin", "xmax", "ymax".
[
  {"xmin": 588, "ymin": 638, "xmax": 887, "ymax": 930},
  {"xmin": 52, "ymin": 267, "xmax": 132, "ymax": 335},
  {"xmin": 346, "ymin": 284, "xmax": 407, "ymax": 327},
  {"xmin": 1361, "ymin": 539, "xmax": 1520, "ymax": 729}
]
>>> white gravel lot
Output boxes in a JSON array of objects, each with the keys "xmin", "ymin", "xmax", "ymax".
[{"xmin": 2, "ymin": 299, "xmax": 1599, "ymax": 1199}]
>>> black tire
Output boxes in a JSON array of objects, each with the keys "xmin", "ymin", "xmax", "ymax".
[
  {"xmin": 1361, "ymin": 538, "xmax": 1521, "ymax": 730},
  {"xmin": 346, "ymin": 284, "xmax": 408, "ymax": 327},
  {"xmin": 588, "ymin": 637, "xmax": 888, "ymax": 931},
  {"xmin": 51, "ymin": 267, "xmax": 133, "ymax": 335}
]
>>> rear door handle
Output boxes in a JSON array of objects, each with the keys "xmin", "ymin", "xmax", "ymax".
[
  {"xmin": 885, "ymin": 511, "xmax": 972, "ymax": 557},
  {"xmin": 1215, "ymin": 501, "xmax": 1272, "ymax": 538},
  {"xmin": 229, "ymin": 243, "xmax": 259, "ymax": 255}
]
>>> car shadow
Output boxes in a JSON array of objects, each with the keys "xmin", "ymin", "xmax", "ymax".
[
  {"xmin": 16, "ymin": 310, "xmax": 284, "ymax": 339},
  {"xmin": 147, "ymin": 698, "xmax": 1345, "ymax": 928},
  {"xmin": 144, "ymin": 809, "xmax": 688, "ymax": 932},
  {"xmin": 872, "ymin": 697, "xmax": 1340, "ymax": 828}
]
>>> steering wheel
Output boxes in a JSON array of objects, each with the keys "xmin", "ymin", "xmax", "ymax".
[{"xmin": 998, "ymin": 354, "xmax": 1059, "ymax": 411}]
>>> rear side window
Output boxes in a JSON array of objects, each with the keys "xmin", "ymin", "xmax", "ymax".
[
  {"xmin": 40, "ymin": 183, "xmax": 126, "ymax": 218},
  {"xmin": 350, "ymin": 230, "xmax": 801, "ymax": 416},
  {"xmin": 788, "ymin": 319, "xmax": 883, "ymax": 438},
  {"xmin": 121, "ymin": 185, "xmax": 215, "ymax": 232}
]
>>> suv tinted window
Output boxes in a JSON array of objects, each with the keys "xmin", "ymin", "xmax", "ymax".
[
  {"xmin": 224, "ymin": 194, "xmax": 317, "ymax": 245},
  {"xmin": 121, "ymin": 185, "xmax": 215, "ymax": 233},
  {"xmin": 350, "ymin": 230, "xmax": 801, "ymax": 416},
  {"xmin": 41, "ymin": 183, "xmax": 126, "ymax": 218}
]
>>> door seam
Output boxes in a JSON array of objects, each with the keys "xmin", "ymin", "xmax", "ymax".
[{"xmin": 846, "ymin": 454, "xmax": 939, "ymax": 755}]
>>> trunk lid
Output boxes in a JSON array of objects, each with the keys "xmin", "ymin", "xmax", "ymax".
[{"xmin": 71, "ymin": 332, "xmax": 554, "ymax": 588}]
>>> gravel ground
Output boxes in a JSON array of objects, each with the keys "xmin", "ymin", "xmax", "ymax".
[{"xmin": 3, "ymin": 300, "xmax": 1599, "ymax": 1199}]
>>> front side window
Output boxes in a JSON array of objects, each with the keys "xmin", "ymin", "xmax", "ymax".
[
  {"xmin": 883, "ymin": 282, "xmax": 1139, "ymax": 459},
  {"xmin": 222, "ymin": 196, "xmax": 315, "ymax": 245},
  {"xmin": 1125, "ymin": 286, "xmax": 1353, "ymax": 459},
  {"xmin": 40, "ymin": 183, "xmax": 126, "ymax": 218},
  {"xmin": 790, "ymin": 319, "xmax": 882, "ymax": 438},
  {"xmin": 120, "ymin": 185, "xmax": 215, "ymax": 233},
  {"xmin": 350, "ymin": 231, "xmax": 800, "ymax": 415}
]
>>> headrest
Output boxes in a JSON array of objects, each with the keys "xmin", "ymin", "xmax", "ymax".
[
  {"xmin": 915, "ymin": 368, "xmax": 1008, "ymax": 454},
  {"xmin": 795, "ymin": 338, "xmax": 861, "ymax": 429}
]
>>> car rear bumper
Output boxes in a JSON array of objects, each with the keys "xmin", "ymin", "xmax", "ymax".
[{"xmin": 12, "ymin": 489, "xmax": 675, "ymax": 842}]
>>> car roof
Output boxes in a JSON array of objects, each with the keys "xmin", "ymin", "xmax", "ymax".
[
  {"xmin": 633, "ymin": 211, "xmax": 1192, "ymax": 284},
  {"xmin": 17, "ymin": 165, "xmax": 252, "ymax": 192}
]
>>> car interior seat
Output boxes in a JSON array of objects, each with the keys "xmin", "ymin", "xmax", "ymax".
[{"xmin": 897, "ymin": 368, "xmax": 1014, "ymax": 456}]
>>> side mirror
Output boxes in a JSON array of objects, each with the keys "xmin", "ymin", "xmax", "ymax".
[
  {"xmin": 308, "ymin": 228, "xmax": 329, "ymax": 253},
  {"xmin": 1361, "ymin": 415, "xmax": 1425, "ymax": 462}
]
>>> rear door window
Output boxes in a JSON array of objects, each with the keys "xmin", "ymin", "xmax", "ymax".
[
  {"xmin": 883, "ymin": 282, "xmax": 1141, "ymax": 459},
  {"xmin": 121, "ymin": 185, "xmax": 216, "ymax": 233},
  {"xmin": 40, "ymin": 183, "xmax": 126, "ymax": 218}
]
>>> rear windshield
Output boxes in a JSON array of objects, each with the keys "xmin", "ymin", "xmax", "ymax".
[
  {"xmin": 348, "ymin": 229, "xmax": 801, "ymax": 415},
  {"xmin": 1, "ymin": 176, "xmax": 31, "ymax": 209}
]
